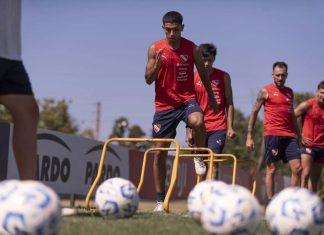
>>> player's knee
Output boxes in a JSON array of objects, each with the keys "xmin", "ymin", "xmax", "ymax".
[
  {"xmin": 291, "ymin": 162, "xmax": 302, "ymax": 175},
  {"xmin": 266, "ymin": 165, "xmax": 277, "ymax": 175}
]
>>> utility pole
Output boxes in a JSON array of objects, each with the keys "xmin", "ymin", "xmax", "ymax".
[{"xmin": 95, "ymin": 102, "xmax": 101, "ymax": 140}]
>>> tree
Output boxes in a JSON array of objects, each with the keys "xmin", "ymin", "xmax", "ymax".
[
  {"xmin": 0, "ymin": 98, "xmax": 79, "ymax": 134},
  {"xmin": 38, "ymin": 99, "xmax": 79, "ymax": 134},
  {"xmin": 108, "ymin": 117, "xmax": 129, "ymax": 139},
  {"xmin": 223, "ymin": 109, "xmax": 263, "ymax": 163},
  {"xmin": 108, "ymin": 117, "xmax": 150, "ymax": 149}
]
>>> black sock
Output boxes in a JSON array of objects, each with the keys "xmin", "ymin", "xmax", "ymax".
[{"xmin": 156, "ymin": 191, "xmax": 166, "ymax": 202}]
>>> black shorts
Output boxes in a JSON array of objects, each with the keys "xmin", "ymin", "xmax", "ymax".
[
  {"xmin": 301, "ymin": 145, "xmax": 324, "ymax": 164},
  {"xmin": 152, "ymin": 99, "xmax": 202, "ymax": 138},
  {"xmin": 264, "ymin": 136, "xmax": 301, "ymax": 163},
  {"xmin": 206, "ymin": 130, "xmax": 226, "ymax": 154},
  {"xmin": 0, "ymin": 58, "xmax": 34, "ymax": 95}
]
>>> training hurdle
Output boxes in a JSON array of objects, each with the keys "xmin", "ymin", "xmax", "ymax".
[
  {"xmin": 137, "ymin": 147, "xmax": 215, "ymax": 212},
  {"xmin": 84, "ymin": 138, "xmax": 181, "ymax": 210}
]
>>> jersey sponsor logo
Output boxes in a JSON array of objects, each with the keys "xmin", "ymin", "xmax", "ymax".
[
  {"xmin": 180, "ymin": 54, "xmax": 188, "ymax": 63},
  {"xmin": 153, "ymin": 124, "xmax": 161, "ymax": 133},
  {"xmin": 272, "ymin": 148, "xmax": 279, "ymax": 156},
  {"xmin": 161, "ymin": 53, "xmax": 168, "ymax": 60},
  {"xmin": 273, "ymin": 92, "xmax": 279, "ymax": 96}
]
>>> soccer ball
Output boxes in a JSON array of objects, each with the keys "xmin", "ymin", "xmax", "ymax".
[
  {"xmin": 187, "ymin": 180, "xmax": 227, "ymax": 222},
  {"xmin": 0, "ymin": 180, "xmax": 62, "ymax": 235},
  {"xmin": 201, "ymin": 184, "xmax": 262, "ymax": 235},
  {"xmin": 265, "ymin": 187, "xmax": 324, "ymax": 235},
  {"xmin": 95, "ymin": 177, "xmax": 139, "ymax": 218}
]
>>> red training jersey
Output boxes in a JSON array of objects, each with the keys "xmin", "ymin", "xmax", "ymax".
[
  {"xmin": 263, "ymin": 83, "xmax": 296, "ymax": 137},
  {"xmin": 302, "ymin": 98, "xmax": 324, "ymax": 147},
  {"xmin": 153, "ymin": 37, "xmax": 196, "ymax": 112},
  {"xmin": 194, "ymin": 68, "xmax": 227, "ymax": 132}
]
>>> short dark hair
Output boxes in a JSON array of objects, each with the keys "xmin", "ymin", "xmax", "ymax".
[
  {"xmin": 162, "ymin": 11, "xmax": 183, "ymax": 25},
  {"xmin": 318, "ymin": 81, "xmax": 324, "ymax": 90},
  {"xmin": 273, "ymin": 61, "xmax": 288, "ymax": 71},
  {"xmin": 199, "ymin": 43, "xmax": 217, "ymax": 58}
]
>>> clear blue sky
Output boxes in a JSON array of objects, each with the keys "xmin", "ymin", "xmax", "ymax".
[{"xmin": 22, "ymin": 0, "xmax": 324, "ymax": 145}]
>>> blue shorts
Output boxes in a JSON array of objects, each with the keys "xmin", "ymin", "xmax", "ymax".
[
  {"xmin": 0, "ymin": 58, "xmax": 34, "ymax": 95},
  {"xmin": 152, "ymin": 99, "xmax": 202, "ymax": 138},
  {"xmin": 264, "ymin": 136, "xmax": 301, "ymax": 163},
  {"xmin": 301, "ymin": 146, "xmax": 324, "ymax": 164},
  {"xmin": 206, "ymin": 130, "xmax": 226, "ymax": 154}
]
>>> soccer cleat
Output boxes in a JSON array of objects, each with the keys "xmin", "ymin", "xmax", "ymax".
[
  {"xmin": 193, "ymin": 157, "xmax": 207, "ymax": 176},
  {"xmin": 153, "ymin": 201, "xmax": 164, "ymax": 213}
]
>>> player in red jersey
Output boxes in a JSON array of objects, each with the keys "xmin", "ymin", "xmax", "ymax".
[
  {"xmin": 295, "ymin": 81, "xmax": 324, "ymax": 192},
  {"xmin": 145, "ymin": 11, "xmax": 218, "ymax": 212},
  {"xmin": 246, "ymin": 61, "xmax": 302, "ymax": 203},
  {"xmin": 186, "ymin": 43, "xmax": 235, "ymax": 179}
]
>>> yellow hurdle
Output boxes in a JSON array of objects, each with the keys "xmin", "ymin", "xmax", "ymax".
[
  {"xmin": 84, "ymin": 138, "xmax": 181, "ymax": 210},
  {"xmin": 84, "ymin": 137, "xmax": 256, "ymax": 213},
  {"xmin": 137, "ymin": 147, "xmax": 215, "ymax": 212}
]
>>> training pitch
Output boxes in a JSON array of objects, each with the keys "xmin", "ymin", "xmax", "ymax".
[{"xmin": 60, "ymin": 200, "xmax": 271, "ymax": 235}]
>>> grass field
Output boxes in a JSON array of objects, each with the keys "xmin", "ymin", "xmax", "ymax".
[{"xmin": 60, "ymin": 200, "xmax": 271, "ymax": 235}]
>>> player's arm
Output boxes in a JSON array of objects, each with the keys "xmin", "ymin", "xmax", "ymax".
[
  {"xmin": 294, "ymin": 100, "xmax": 312, "ymax": 145},
  {"xmin": 145, "ymin": 45, "xmax": 162, "ymax": 85},
  {"xmin": 246, "ymin": 89, "xmax": 267, "ymax": 151},
  {"xmin": 193, "ymin": 46, "xmax": 219, "ymax": 114},
  {"xmin": 224, "ymin": 72, "xmax": 235, "ymax": 139}
]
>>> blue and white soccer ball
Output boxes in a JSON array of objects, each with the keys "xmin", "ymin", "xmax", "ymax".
[
  {"xmin": 0, "ymin": 180, "xmax": 62, "ymax": 235},
  {"xmin": 265, "ymin": 187, "xmax": 324, "ymax": 235},
  {"xmin": 95, "ymin": 177, "xmax": 139, "ymax": 218},
  {"xmin": 200, "ymin": 184, "xmax": 262, "ymax": 235},
  {"xmin": 187, "ymin": 180, "xmax": 228, "ymax": 222}
]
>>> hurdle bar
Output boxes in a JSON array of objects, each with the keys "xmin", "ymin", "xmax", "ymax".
[
  {"xmin": 136, "ymin": 147, "xmax": 215, "ymax": 212},
  {"xmin": 84, "ymin": 138, "xmax": 180, "ymax": 210}
]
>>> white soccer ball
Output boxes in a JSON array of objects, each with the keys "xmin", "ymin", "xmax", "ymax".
[
  {"xmin": 201, "ymin": 184, "xmax": 262, "ymax": 235},
  {"xmin": 95, "ymin": 177, "xmax": 139, "ymax": 218},
  {"xmin": 0, "ymin": 180, "xmax": 62, "ymax": 235},
  {"xmin": 265, "ymin": 187, "xmax": 324, "ymax": 235},
  {"xmin": 187, "ymin": 180, "xmax": 227, "ymax": 222}
]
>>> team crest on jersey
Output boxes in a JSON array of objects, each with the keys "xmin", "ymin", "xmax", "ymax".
[
  {"xmin": 180, "ymin": 54, "xmax": 188, "ymax": 63},
  {"xmin": 272, "ymin": 148, "xmax": 279, "ymax": 156},
  {"xmin": 153, "ymin": 124, "xmax": 161, "ymax": 133},
  {"xmin": 212, "ymin": 80, "xmax": 219, "ymax": 86}
]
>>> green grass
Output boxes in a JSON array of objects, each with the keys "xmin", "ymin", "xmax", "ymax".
[
  {"xmin": 60, "ymin": 211, "xmax": 271, "ymax": 235},
  {"xmin": 60, "ymin": 200, "xmax": 271, "ymax": 234}
]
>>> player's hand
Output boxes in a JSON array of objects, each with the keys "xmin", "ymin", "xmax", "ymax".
[
  {"xmin": 227, "ymin": 128, "xmax": 236, "ymax": 139},
  {"xmin": 155, "ymin": 49, "xmax": 164, "ymax": 69},
  {"xmin": 246, "ymin": 137, "xmax": 255, "ymax": 151},
  {"xmin": 186, "ymin": 128, "xmax": 193, "ymax": 146},
  {"xmin": 301, "ymin": 136, "xmax": 312, "ymax": 145}
]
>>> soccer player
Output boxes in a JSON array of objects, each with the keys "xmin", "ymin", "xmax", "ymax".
[
  {"xmin": 246, "ymin": 61, "xmax": 302, "ymax": 202},
  {"xmin": 0, "ymin": 0, "xmax": 39, "ymax": 180},
  {"xmin": 294, "ymin": 81, "xmax": 324, "ymax": 192},
  {"xmin": 145, "ymin": 11, "xmax": 218, "ymax": 212},
  {"xmin": 186, "ymin": 43, "xmax": 235, "ymax": 179}
]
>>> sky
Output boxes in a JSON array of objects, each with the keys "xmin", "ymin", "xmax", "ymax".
[{"xmin": 22, "ymin": 0, "xmax": 324, "ymax": 145}]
